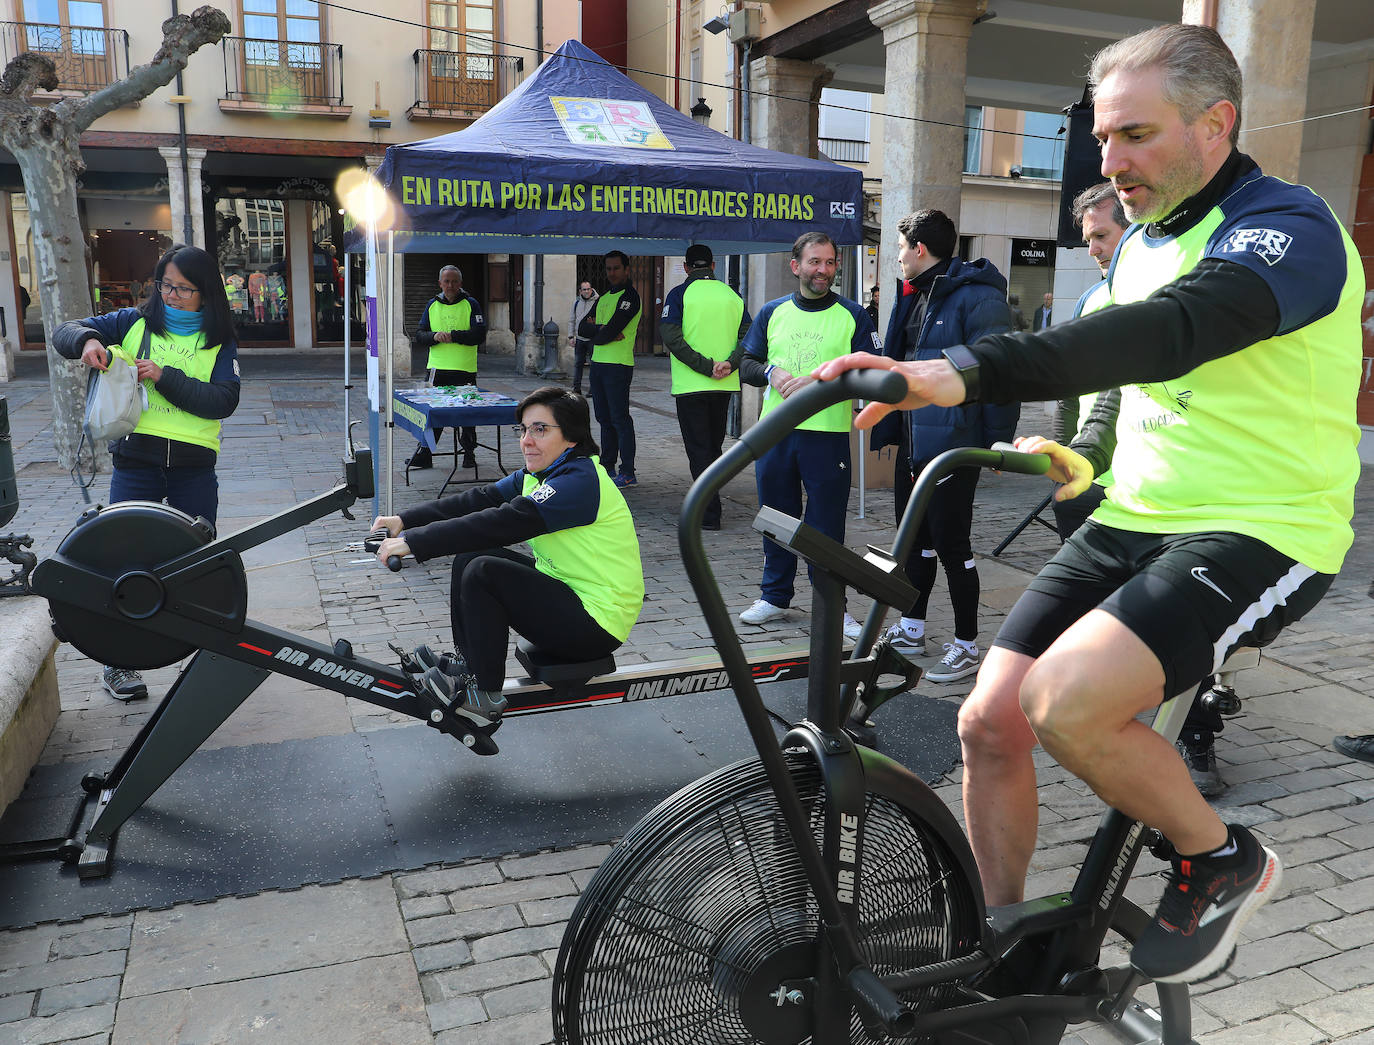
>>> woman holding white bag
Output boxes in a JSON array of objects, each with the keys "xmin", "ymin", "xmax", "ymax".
[{"xmin": 53, "ymin": 243, "xmax": 241, "ymax": 701}]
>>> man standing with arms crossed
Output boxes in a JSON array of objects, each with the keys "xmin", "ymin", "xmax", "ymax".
[
  {"xmin": 660, "ymin": 244, "xmax": 751, "ymax": 530},
  {"xmin": 586, "ymin": 250, "xmax": 642, "ymax": 489},
  {"xmin": 407, "ymin": 264, "xmax": 486, "ymax": 471},
  {"xmin": 817, "ymin": 24, "xmax": 1362, "ymax": 984},
  {"xmin": 738, "ymin": 231, "xmax": 878, "ymax": 638}
]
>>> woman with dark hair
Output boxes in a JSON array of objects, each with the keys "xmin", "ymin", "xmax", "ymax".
[
  {"xmin": 372, "ymin": 386, "xmax": 643, "ymax": 727},
  {"xmin": 53, "ymin": 244, "xmax": 241, "ymax": 701}
]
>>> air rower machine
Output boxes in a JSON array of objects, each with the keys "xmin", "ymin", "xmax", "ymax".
[{"xmin": 28, "ymin": 449, "xmax": 914, "ymax": 879}]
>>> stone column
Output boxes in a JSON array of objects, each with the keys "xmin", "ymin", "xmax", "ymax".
[
  {"xmin": 1183, "ymin": 0, "xmax": 1315, "ymax": 182},
  {"xmin": 870, "ymin": 0, "xmax": 985, "ymax": 311},
  {"xmin": 156, "ymin": 146, "xmax": 208, "ymax": 247},
  {"xmin": 743, "ymin": 55, "xmax": 832, "ymax": 427}
]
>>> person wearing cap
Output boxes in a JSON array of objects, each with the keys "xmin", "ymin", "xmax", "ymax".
[{"xmin": 659, "ymin": 245, "xmax": 751, "ymax": 530}]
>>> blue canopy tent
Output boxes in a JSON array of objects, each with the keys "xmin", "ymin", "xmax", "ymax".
[{"xmin": 345, "ymin": 38, "xmax": 864, "ymax": 510}]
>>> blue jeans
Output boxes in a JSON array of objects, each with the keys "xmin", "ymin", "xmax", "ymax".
[
  {"xmin": 589, "ymin": 361, "xmax": 635, "ymax": 477},
  {"xmin": 110, "ymin": 463, "xmax": 219, "ymax": 529},
  {"xmin": 754, "ymin": 429, "xmax": 850, "ymax": 606}
]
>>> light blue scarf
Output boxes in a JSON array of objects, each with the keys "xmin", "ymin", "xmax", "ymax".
[{"xmin": 163, "ymin": 303, "xmax": 203, "ymax": 337}]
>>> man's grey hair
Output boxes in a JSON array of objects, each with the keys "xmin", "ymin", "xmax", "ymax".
[
  {"xmin": 1089, "ymin": 23, "xmax": 1242, "ymax": 147},
  {"xmin": 439, "ymin": 265, "xmax": 461, "ymax": 278},
  {"xmin": 1072, "ymin": 182, "xmax": 1127, "ymax": 230}
]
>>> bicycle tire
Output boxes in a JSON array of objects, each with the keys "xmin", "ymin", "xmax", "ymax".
[{"xmin": 553, "ymin": 751, "xmax": 983, "ymax": 1044}]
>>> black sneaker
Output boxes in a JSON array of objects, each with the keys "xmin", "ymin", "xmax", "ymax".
[
  {"xmin": 1177, "ymin": 730, "xmax": 1226, "ymax": 798},
  {"xmin": 412, "ymin": 644, "xmax": 469, "ymax": 680},
  {"xmin": 1131, "ymin": 824, "xmax": 1282, "ymax": 984},
  {"xmin": 421, "ymin": 667, "xmax": 506, "ymax": 727},
  {"xmin": 102, "ymin": 666, "xmax": 148, "ymax": 702},
  {"xmin": 460, "ymin": 453, "xmax": 477, "ymax": 470},
  {"xmin": 407, "ymin": 448, "xmax": 433, "ymax": 469}
]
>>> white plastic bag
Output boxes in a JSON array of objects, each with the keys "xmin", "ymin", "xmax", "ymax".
[{"xmin": 84, "ymin": 358, "xmax": 147, "ymax": 443}]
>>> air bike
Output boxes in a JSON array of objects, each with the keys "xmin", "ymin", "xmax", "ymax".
[
  {"xmin": 24, "ymin": 441, "xmax": 836, "ymax": 878},
  {"xmin": 552, "ymin": 369, "xmax": 1228, "ymax": 1045}
]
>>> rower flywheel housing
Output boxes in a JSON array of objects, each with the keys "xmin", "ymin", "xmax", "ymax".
[{"xmin": 39, "ymin": 501, "xmax": 245, "ymax": 670}]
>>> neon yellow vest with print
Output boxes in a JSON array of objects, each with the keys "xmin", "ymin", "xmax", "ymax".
[
  {"xmin": 1075, "ymin": 280, "xmax": 1114, "ymax": 489},
  {"xmin": 1095, "ymin": 209, "xmax": 1361, "ymax": 573},
  {"xmin": 111, "ymin": 318, "xmax": 224, "ymax": 453},
  {"xmin": 426, "ymin": 297, "xmax": 478, "ymax": 372},
  {"xmin": 672, "ymin": 279, "xmax": 743, "ymax": 394},
  {"xmin": 759, "ymin": 299, "xmax": 856, "ymax": 433},
  {"xmin": 521, "ymin": 458, "xmax": 644, "ymax": 641},
  {"xmin": 591, "ymin": 287, "xmax": 640, "ymax": 366}
]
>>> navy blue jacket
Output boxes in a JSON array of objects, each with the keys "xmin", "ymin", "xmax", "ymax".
[{"xmin": 873, "ymin": 257, "xmax": 1018, "ymax": 463}]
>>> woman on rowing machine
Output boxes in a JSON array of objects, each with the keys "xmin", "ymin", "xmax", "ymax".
[{"xmin": 371, "ymin": 386, "xmax": 644, "ymax": 728}]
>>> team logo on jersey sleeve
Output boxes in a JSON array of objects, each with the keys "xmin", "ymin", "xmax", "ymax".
[
  {"xmin": 1218, "ymin": 227, "xmax": 1292, "ymax": 266},
  {"xmin": 529, "ymin": 482, "xmax": 557, "ymax": 503}
]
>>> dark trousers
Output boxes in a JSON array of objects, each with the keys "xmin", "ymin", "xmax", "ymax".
[
  {"xmin": 423, "ymin": 367, "xmax": 477, "ymax": 456},
  {"xmin": 571, "ymin": 338, "xmax": 592, "ymax": 394},
  {"xmin": 675, "ymin": 391, "xmax": 731, "ymax": 526},
  {"xmin": 110, "ymin": 463, "xmax": 219, "ymax": 530},
  {"xmin": 895, "ymin": 448, "xmax": 981, "ymax": 641},
  {"xmin": 588, "ymin": 361, "xmax": 635, "ymax": 477},
  {"xmin": 755, "ymin": 429, "xmax": 850, "ymax": 607},
  {"xmin": 449, "ymin": 547, "xmax": 621, "ymax": 690}
]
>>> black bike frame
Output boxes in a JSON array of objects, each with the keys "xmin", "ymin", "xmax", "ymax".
[{"xmin": 677, "ymin": 372, "xmax": 1196, "ymax": 1042}]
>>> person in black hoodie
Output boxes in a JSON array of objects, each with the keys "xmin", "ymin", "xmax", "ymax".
[{"xmin": 871, "ymin": 210, "xmax": 1017, "ymax": 683}]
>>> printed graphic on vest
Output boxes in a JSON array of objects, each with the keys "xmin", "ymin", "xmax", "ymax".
[
  {"xmin": 551, "ymin": 97, "xmax": 672, "ymax": 150},
  {"xmin": 1217, "ymin": 227, "xmax": 1292, "ymax": 266},
  {"xmin": 529, "ymin": 482, "xmax": 557, "ymax": 503}
]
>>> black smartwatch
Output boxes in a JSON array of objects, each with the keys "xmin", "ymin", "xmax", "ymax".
[{"xmin": 941, "ymin": 345, "xmax": 981, "ymax": 404}]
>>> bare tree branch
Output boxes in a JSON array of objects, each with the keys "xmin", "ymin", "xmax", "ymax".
[
  {"xmin": 72, "ymin": 6, "xmax": 231, "ymax": 132},
  {"xmin": 0, "ymin": 52, "xmax": 58, "ymax": 102}
]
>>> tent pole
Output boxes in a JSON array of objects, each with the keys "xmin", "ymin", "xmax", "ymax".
[
  {"xmin": 343, "ymin": 254, "xmax": 351, "ymax": 457},
  {"xmin": 385, "ymin": 230, "xmax": 395, "ymax": 517}
]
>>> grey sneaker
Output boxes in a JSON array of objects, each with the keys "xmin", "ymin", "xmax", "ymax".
[
  {"xmin": 413, "ymin": 644, "xmax": 469, "ymax": 680},
  {"xmin": 925, "ymin": 643, "xmax": 980, "ymax": 684},
  {"xmin": 842, "ymin": 613, "xmax": 862, "ymax": 640},
  {"xmin": 882, "ymin": 624, "xmax": 926, "ymax": 656},
  {"xmin": 102, "ymin": 666, "xmax": 148, "ymax": 702},
  {"xmin": 1177, "ymin": 730, "xmax": 1226, "ymax": 798},
  {"xmin": 740, "ymin": 599, "xmax": 788, "ymax": 625}
]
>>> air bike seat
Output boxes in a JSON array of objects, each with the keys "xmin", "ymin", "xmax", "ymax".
[{"xmin": 515, "ymin": 638, "xmax": 615, "ymax": 686}]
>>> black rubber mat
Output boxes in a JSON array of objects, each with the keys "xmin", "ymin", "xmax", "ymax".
[{"xmin": 0, "ymin": 680, "xmax": 959, "ymax": 928}]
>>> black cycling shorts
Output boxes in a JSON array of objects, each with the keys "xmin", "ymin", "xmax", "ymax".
[{"xmin": 994, "ymin": 522, "xmax": 1334, "ymax": 701}]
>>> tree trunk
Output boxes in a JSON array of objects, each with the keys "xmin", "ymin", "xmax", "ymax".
[{"xmin": 15, "ymin": 131, "xmax": 96, "ymax": 471}]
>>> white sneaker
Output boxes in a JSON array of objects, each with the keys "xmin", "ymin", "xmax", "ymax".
[
  {"xmin": 882, "ymin": 624, "xmax": 926, "ymax": 656},
  {"xmin": 740, "ymin": 599, "xmax": 788, "ymax": 625},
  {"xmin": 925, "ymin": 643, "xmax": 980, "ymax": 683},
  {"xmin": 842, "ymin": 613, "xmax": 862, "ymax": 640}
]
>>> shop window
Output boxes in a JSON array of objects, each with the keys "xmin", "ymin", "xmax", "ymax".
[
  {"xmin": 311, "ymin": 199, "xmax": 346, "ymax": 344},
  {"xmin": 215, "ymin": 196, "xmax": 290, "ymax": 343}
]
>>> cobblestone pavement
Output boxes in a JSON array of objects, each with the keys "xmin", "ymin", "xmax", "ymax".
[{"xmin": 1, "ymin": 349, "xmax": 1372, "ymax": 1044}]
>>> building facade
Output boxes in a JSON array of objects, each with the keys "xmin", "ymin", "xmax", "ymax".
[{"xmin": 0, "ymin": 0, "xmax": 581, "ymax": 361}]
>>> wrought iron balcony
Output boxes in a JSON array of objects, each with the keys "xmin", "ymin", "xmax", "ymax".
[
  {"xmin": 410, "ymin": 49, "xmax": 522, "ymax": 117},
  {"xmin": 0, "ymin": 21, "xmax": 130, "ymax": 94},
  {"xmin": 222, "ymin": 35, "xmax": 344, "ymax": 109}
]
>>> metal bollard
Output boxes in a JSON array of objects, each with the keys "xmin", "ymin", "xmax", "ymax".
[
  {"xmin": 0, "ymin": 397, "xmax": 15, "ymax": 529},
  {"xmin": 540, "ymin": 318, "xmax": 565, "ymax": 378}
]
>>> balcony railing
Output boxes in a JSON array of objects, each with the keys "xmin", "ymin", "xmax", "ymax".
[
  {"xmin": 411, "ymin": 49, "xmax": 522, "ymax": 116},
  {"xmin": 0, "ymin": 21, "xmax": 130, "ymax": 94},
  {"xmin": 222, "ymin": 35, "xmax": 344, "ymax": 108},
  {"xmin": 819, "ymin": 137, "xmax": 870, "ymax": 165}
]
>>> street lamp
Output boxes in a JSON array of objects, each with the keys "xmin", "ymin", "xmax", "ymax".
[{"xmin": 691, "ymin": 96, "xmax": 712, "ymax": 127}]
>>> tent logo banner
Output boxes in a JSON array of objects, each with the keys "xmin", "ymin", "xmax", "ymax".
[{"xmin": 551, "ymin": 96, "xmax": 673, "ymax": 150}]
